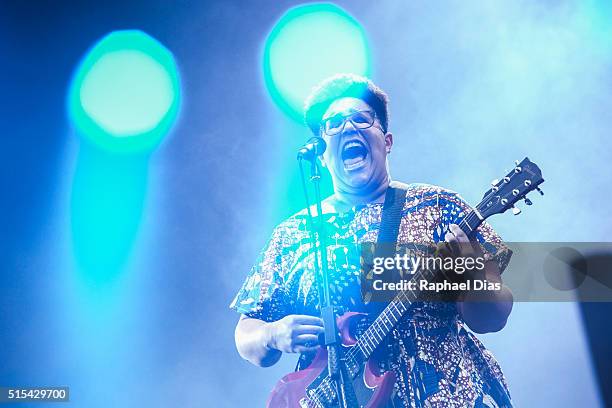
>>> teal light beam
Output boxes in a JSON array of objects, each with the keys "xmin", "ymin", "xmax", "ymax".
[
  {"xmin": 67, "ymin": 30, "xmax": 180, "ymax": 282},
  {"xmin": 68, "ymin": 30, "xmax": 181, "ymax": 153},
  {"xmin": 263, "ymin": 3, "xmax": 371, "ymax": 122}
]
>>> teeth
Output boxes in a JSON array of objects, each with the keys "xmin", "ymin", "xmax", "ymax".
[
  {"xmin": 345, "ymin": 157, "xmax": 366, "ymax": 170},
  {"xmin": 344, "ymin": 141, "xmax": 362, "ymax": 151}
]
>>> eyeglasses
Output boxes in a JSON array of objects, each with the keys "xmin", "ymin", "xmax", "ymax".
[{"xmin": 320, "ymin": 110, "xmax": 377, "ymax": 136}]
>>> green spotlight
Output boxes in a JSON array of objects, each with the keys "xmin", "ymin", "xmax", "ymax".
[
  {"xmin": 263, "ymin": 3, "xmax": 371, "ymax": 121},
  {"xmin": 69, "ymin": 30, "xmax": 181, "ymax": 153}
]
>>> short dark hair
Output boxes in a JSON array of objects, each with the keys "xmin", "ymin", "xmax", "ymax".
[{"xmin": 304, "ymin": 73, "xmax": 390, "ymax": 136}]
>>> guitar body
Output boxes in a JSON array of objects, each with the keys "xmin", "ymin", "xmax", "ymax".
[{"xmin": 267, "ymin": 312, "xmax": 396, "ymax": 408}]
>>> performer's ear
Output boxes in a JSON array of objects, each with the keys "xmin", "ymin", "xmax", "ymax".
[{"xmin": 385, "ymin": 132, "xmax": 393, "ymax": 154}]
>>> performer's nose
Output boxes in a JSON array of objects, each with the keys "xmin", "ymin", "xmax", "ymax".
[{"xmin": 341, "ymin": 119, "xmax": 359, "ymax": 136}]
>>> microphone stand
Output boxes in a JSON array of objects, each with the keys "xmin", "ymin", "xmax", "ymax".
[{"xmin": 298, "ymin": 157, "xmax": 356, "ymax": 408}]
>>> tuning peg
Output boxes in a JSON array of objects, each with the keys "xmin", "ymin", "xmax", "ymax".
[
  {"xmin": 515, "ymin": 160, "xmax": 520, "ymax": 165},
  {"xmin": 536, "ymin": 187, "xmax": 544, "ymax": 196},
  {"xmin": 524, "ymin": 197, "xmax": 533, "ymax": 205},
  {"xmin": 491, "ymin": 179, "xmax": 499, "ymax": 186},
  {"xmin": 511, "ymin": 206, "xmax": 522, "ymax": 215}
]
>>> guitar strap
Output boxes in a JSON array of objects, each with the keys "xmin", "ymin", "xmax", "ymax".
[
  {"xmin": 377, "ymin": 182, "xmax": 408, "ymax": 245},
  {"xmin": 361, "ymin": 182, "xmax": 408, "ymax": 315}
]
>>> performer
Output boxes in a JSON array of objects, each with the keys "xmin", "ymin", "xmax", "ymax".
[{"xmin": 231, "ymin": 74, "xmax": 514, "ymax": 407}]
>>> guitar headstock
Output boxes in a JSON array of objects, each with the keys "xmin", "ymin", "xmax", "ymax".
[{"xmin": 477, "ymin": 157, "xmax": 544, "ymax": 219}]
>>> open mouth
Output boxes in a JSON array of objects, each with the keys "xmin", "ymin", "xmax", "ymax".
[{"xmin": 341, "ymin": 140, "xmax": 368, "ymax": 170}]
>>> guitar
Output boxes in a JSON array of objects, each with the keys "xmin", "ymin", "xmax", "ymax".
[{"xmin": 267, "ymin": 157, "xmax": 545, "ymax": 408}]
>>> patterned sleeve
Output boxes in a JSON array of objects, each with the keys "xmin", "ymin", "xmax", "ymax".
[
  {"xmin": 435, "ymin": 189, "xmax": 513, "ymax": 274},
  {"xmin": 229, "ymin": 220, "xmax": 298, "ymax": 322}
]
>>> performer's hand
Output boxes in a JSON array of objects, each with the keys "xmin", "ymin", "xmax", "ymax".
[
  {"xmin": 436, "ymin": 223, "xmax": 485, "ymax": 284},
  {"xmin": 443, "ymin": 224, "xmax": 484, "ymax": 259},
  {"xmin": 442, "ymin": 224, "xmax": 513, "ymax": 333},
  {"xmin": 267, "ymin": 315, "xmax": 324, "ymax": 354}
]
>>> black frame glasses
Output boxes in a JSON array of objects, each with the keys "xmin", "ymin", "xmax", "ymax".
[{"xmin": 320, "ymin": 110, "xmax": 377, "ymax": 136}]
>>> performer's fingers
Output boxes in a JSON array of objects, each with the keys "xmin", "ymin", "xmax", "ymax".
[
  {"xmin": 449, "ymin": 224, "xmax": 469, "ymax": 243},
  {"xmin": 294, "ymin": 325, "xmax": 325, "ymax": 335},
  {"xmin": 294, "ymin": 345, "xmax": 321, "ymax": 354},
  {"xmin": 436, "ymin": 241, "xmax": 452, "ymax": 258},
  {"xmin": 294, "ymin": 334, "xmax": 320, "ymax": 346},
  {"xmin": 444, "ymin": 231, "xmax": 460, "ymax": 255},
  {"xmin": 291, "ymin": 315, "xmax": 324, "ymax": 326},
  {"xmin": 449, "ymin": 224, "xmax": 484, "ymax": 257}
]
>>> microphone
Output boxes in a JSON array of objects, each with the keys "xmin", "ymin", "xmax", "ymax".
[{"xmin": 297, "ymin": 137, "xmax": 326, "ymax": 161}]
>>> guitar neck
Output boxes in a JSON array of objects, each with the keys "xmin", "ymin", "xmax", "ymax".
[{"xmin": 354, "ymin": 210, "xmax": 484, "ymax": 361}]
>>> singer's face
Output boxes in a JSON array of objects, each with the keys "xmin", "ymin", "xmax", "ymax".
[{"xmin": 320, "ymin": 97, "xmax": 392, "ymax": 195}]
